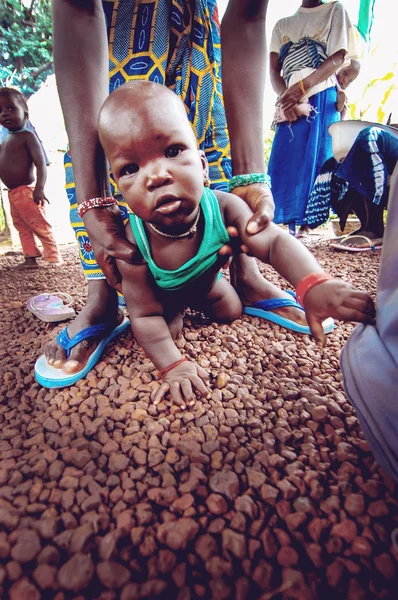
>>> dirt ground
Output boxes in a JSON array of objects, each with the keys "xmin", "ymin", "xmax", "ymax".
[{"xmin": 0, "ymin": 239, "xmax": 397, "ymax": 600}]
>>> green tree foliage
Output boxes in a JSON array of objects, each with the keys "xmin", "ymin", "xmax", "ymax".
[{"xmin": 0, "ymin": 0, "xmax": 53, "ymax": 97}]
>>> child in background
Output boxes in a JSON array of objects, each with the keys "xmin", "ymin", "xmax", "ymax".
[
  {"xmin": 0, "ymin": 87, "xmax": 62, "ymax": 269},
  {"xmin": 336, "ymin": 59, "xmax": 361, "ymax": 119},
  {"xmin": 96, "ymin": 81, "xmax": 373, "ymax": 408}
]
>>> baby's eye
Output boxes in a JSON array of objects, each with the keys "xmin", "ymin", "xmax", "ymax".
[
  {"xmin": 165, "ymin": 145, "xmax": 183, "ymax": 158},
  {"xmin": 120, "ymin": 163, "xmax": 139, "ymax": 177}
]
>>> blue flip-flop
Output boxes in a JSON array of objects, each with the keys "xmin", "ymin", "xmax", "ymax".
[
  {"xmin": 243, "ymin": 291, "xmax": 334, "ymax": 335},
  {"xmin": 34, "ymin": 317, "xmax": 130, "ymax": 388}
]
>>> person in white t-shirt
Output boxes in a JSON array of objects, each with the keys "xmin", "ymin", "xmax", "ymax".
[{"xmin": 268, "ymin": 0, "xmax": 358, "ymax": 237}]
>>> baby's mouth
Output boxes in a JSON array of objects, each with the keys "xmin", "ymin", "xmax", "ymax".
[{"xmin": 155, "ymin": 197, "xmax": 182, "ymax": 215}]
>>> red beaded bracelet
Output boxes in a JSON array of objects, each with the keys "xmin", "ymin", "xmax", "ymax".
[
  {"xmin": 157, "ymin": 357, "xmax": 189, "ymax": 379},
  {"xmin": 296, "ymin": 272, "xmax": 333, "ymax": 306},
  {"xmin": 77, "ymin": 196, "xmax": 118, "ymax": 219}
]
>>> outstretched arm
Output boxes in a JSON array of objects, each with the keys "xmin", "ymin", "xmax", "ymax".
[
  {"xmin": 222, "ymin": 192, "xmax": 375, "ymax": 343},
  {"xmin": 221, "ymin": 0, "xmax": 274, "ymax": 233},
  {"xmin": 52, "ymin": 0, "xmax": 135, "ymax": 286}
]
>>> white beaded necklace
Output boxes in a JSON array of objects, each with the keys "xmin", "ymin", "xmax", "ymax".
[{"xmin": 148, "ymin": 207, "xmax": 201, "ymax": 239}]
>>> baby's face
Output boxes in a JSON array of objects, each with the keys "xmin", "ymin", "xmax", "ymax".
[
  {"xmin": 0, "ymin": 95, "xmax": 26, "ymax": 131},
  {"xmin": 101, "ymin": 95, "xmax": 206, "ymax": 233},
  {"xmin": 337, "ymin": 65, "xmax": 359, "ymax": 90}
]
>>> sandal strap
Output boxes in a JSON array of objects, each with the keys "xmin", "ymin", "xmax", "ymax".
[
  {"xmin": 250, "ymin": 297, "xmax": 305, "ymax": 312},
  {"xmin": 57, "ymin": 322, "xmax": 114, "ymax": 357}
]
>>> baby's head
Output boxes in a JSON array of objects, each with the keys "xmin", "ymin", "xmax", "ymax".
[
  {"xmin": 0, "ymin": 87, "xmax": 28, "ymax": 131},
  {"xmin": 99, "ymin": 81, "xmax": 207, "ymax": 232},
  {"xmin": 336, "ymin": 59, "xmax": 361, "ymax": 90}
]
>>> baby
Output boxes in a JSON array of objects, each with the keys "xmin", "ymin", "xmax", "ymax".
[
  {"xmin": 0, "ymin": 87, "xmax": 62, "ymax": 268},
  {"xmin": 336, "ymin": 59, "xmax": 361, "ymax": 119},
  {"xmin": 98, "ymin": 81, "xmax": 374, "ymax": 408}
]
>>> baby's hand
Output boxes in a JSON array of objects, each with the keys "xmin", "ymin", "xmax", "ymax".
[
  {"xmin": 152, "ymin": 361, "xmax": 210, "ymax": 409},
  {"xmin": 303, "ymin": 279, "xmax": 376, "ymax": 346}
]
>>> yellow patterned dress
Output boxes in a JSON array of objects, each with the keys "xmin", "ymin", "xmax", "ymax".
[{"xmin": 66, "ymin": 0, "xmax": 231, "ymax": 280}]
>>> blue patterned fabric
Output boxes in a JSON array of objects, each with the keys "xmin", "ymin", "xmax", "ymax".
[
  {"xmin": 305, "ymin": 127, "xmax": 398, "ymax": 228},
  {"xmin": 66, "ymin": 0, "xmax": 231, "ymax": 281},
  {"xmin": 268, "ymin": 87, "xmax": 339, "ymax": 226}
]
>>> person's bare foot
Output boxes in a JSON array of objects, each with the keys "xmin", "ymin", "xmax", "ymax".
[
  {"xmin": 14, "ymin": 257, "xmax": 39, "ymax": 269},
  {"xmin": 230, "ymin": 255, "xmax": 308, "ymax": 327},
  {"xmin": 43, "ymin": 280, "xmax": 122, "ymax": 374}
]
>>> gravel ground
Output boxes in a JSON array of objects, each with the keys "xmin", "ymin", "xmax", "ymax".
[{"xmin": 0, "ymin": 240, "xmax": 397, "ymax": 600}]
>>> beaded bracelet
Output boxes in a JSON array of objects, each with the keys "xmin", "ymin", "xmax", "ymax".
[
  {"xmin": 296, "ymin": 272, "xmax": 333, "ymax": 307},
  {"xmin": 228, "ymin": 173, "xmax": 272, "ymax": 193},
  {"xmin": 77, "ymin": 196, "xmax": 118, "ymax": 219},
  {"xmin": 157, "ymin": 357, "xmax": 189, "ymax": 379}
]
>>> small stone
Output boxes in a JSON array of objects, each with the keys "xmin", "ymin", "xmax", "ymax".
[
  {"xmin": 277, "ymin": 546, "xmax": 299, "ymax": 567},
  {"xmin": 209, "ymin": 471, "xmax": 239, "ymax": 501},
  {"xmin": 311, "ymin": 405, "xmax": 328, "ymax": 422},
  {"xmin": 57, "ymin": 553, "xmax": 94, "ymax": 592},
  {"xmin": 331, "ymin": 520, "xmax": 357, "ymax": 543},
  {"xmin": 222, "ymin": 529, "xmax": 247, "ymax": 559},
  {"xmin": 157, "ymin": 518, "xmax": 199, "ymax": 550},
  {"xmin": 344, "ymin": 493, "xmax": 365, "ymax": 517},
  {"xmin": 260, "ymin": 484, "xmax": 279, "ymax": 506},
  {"xmin": 11, "ymin": 529, "xmax": 41, "ymax": 563},
  {"xmin": 148, "ymin": 448, "xmax": 164, "ymax": 467},
  {"xmin": 246, "ymin": 468, "xmax": 266, "ymax": 489},
  {"xmin": 109, "ymin": 454, "xmax": 129, "ymax": 473},
  {"xmin": 195, "ymin": 534, "xmax": 218, "ymax": 561},
  {"xmin": 352, "ymin": 537, "xmax": 372, "ymax": 558},
  {"xmin": 172, "ymin": 494, "xmax": 195, "ymax": 513},
  {"xmin": 33, "ymin": 564, "xmax": 57, "ymax": 590},
  {"xmin": 9, "ymin": 577, "xmax": 41, "ymax": 600},
  {"xmin": 374, "ymin": 553, "xmax": 395, "ymax": 579},
  {"xmin": 96, "ymin": 561, "xmax": 131, "ymax": 589},
  {"xmin": 206, "ymin": 494, "xmax": 228, "ymax": 515}
]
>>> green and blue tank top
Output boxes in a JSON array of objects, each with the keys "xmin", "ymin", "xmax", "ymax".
[{"xmin": 129, "ymin": 187, "xmax": 229, "ymax": 291}]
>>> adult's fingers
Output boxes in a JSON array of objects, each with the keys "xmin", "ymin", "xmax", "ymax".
[{"xmin": 99, "ymin": 256, "xmax": 122, "ymax": 289}]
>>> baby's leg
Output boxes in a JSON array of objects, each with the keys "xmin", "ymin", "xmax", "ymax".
[{"xmin": 193, "ymin": 276, "xmax": 243, "ymax": 323}]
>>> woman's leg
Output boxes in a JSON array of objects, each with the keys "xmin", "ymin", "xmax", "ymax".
[{"xmin": 43, "ymin": 157, "xmax": 124, "ymax": 373}]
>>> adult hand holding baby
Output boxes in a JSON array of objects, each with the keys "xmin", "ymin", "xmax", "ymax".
[{"xmin": 82, "ymin": 205, "xmax": 136, "ymax": 288}]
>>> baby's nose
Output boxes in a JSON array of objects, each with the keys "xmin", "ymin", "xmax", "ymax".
[{"xmin": 147, "ymin": 169, "xmax": 172, "ymax": 191}]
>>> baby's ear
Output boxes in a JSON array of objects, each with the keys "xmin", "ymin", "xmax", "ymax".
[{"xmin": 199, "ymin": 150, "xmax": 209, "ymax": 177}]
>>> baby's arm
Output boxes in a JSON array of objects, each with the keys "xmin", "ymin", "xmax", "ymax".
[
  {"xmin": 115, "ymin": 226, "xmax": 209, "ymax": 407},
  {"xmin": 26, "ymin": 132, "xmax": 48, "ymax": 205},
  {"xmin": 220, "ymin": 191, "xmax": 375, "ymax": 343}
]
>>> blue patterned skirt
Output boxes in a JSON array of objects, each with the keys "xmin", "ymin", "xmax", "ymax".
[{"xmin": 268, "ymin": 86, "xmax": 339, "ymax": 226}]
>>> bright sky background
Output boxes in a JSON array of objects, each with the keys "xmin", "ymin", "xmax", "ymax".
[{"xmin": 218, "ymin": 0, "xmax": 398, "ymax": 125}]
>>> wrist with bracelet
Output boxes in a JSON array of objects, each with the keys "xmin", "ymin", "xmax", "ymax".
[
  {"xmin": 296, "ymin": 272, "xmax": 334, "ymax": 306},
  {"xmin": 157, "ymin": 357, "xmax": 190, "ymax": 379},
  {"xmin": 77, "ymin": 196, "xmax": 118, "ymax": 219},
  {"xmin": 228, "ymin": 172, "xmax": 272, "ymax": 193}
]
